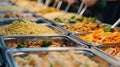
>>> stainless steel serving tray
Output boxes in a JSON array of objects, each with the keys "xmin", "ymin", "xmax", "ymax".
[
  {"xmin": 47, "ymin": 18, "xmax": 104, "ymax": 35},
  {"xmin": 4, "ymin": 47, "xmax": 115, "ymax": 67},
  {"xmin": 0, "ymin": 18, "xmax": 44, "ymax": 25},
  {"xmin": 70, "ymin": 33, "xmax": 120, "ymax": 46},
  {"xmin": 0, "ymin": 5, "xmax": 26, "ymax": 13},
  {"xmin": 0, "ymin": 12, "xmax": 41, "ymax": 18},
  {"xmin": 0, "ymin": 35, "xmax": 87, "ymax": 49},
  {"xmin": 0, "ymin": 18, "xmax": 66, "ymax": 34},
  {"xmin": 72, "ymin": 31, "xmax": 120, "ymax": 47}
]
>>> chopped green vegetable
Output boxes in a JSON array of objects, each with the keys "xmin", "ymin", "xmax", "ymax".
[
  {"xmin": 41, "ymin": 41, "xmax": 52, "ymax": 47},
  {"xmin": 81, "ymin": 63, "xmax": 89, "ymax": 67},
  {"xmin": 74, "ymin": 61, "xmax": 82, "ymax": 65},
  {"xmin": 54, "ymin": 18, "xmax": 62, "ymax": 23},
  {"xmin": 71, "ymin": 16, "xmax": 75, "ymax": 19},
  {"xmin": 16, "ymin": 42, "xmax": 27, "ymax": 48},
  {"xmin": 76, "ymin": 18, "xmax": 83, "ymax": 22},
  {"xmin": 91, "ymin": 18, "xmax": 96, "ymax": 22},
  {"xmin": 50, "ymin": 63, "xmax": 54, "ymax": 67},
  {"xmin": 103, "ymin": 26, "xmax": 114, "ymax": 32},
  {"xmin": 24, "ymin": 56, "xmax": 29, "ymax": 60},
  {"xmin": 74, "ymin": 51, "xmax": 79, "ymax": 55},
  {"xmin": 16, "ymin": 19, "xmax": 25, "ymax": 23},
  {"xmin": 69, "ymin": 20, "xmax": 76, "ymax": 24},
  {"xmin": 61, "ymin": 52, "xmax": 66, "ymax": 55},
  {"xmin": 96, "ymin": 24, "xmax": 100, "ymax": 28}
]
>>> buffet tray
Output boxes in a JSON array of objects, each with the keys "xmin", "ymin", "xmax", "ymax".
[
  {"xmin": 0, "ymin": 5, "xmax": 26, "ymax": 13},
  {"xmin": 0, "ymin": 18, "xmax": 66, "ymax": 34},
  {"xmin": 4, "ymin": 47, "xmax": 114, "ymax": 67},
  {"xmin": 0, "ymin": 35, "xmax": 86, "ymax": 49},
  {"xmin": 0, "ymin": 12, "xmax": 41, "ymax": 19},
  {"xmin": 0, "ymin": 17, "xmax": 51, "ymax": 25}
]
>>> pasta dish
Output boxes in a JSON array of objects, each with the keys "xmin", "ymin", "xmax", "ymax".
[{"xmin": 0, "ymin": 20, "xmax": 56, "ymax": 34}]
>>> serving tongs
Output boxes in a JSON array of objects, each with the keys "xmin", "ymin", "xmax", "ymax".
[
  {"xmin": 64, "ymin": 4, "xmax": 71, "ymax": 13},
  {"xmin": 45, "ymin": 0, "xmax": 50, "ymax": 8},
  {"xmin": 77, "ymin": 2, "xmax": 87, "ymax": 16},
  {"xmin": 56, "ymin": 0, "xmax": 63, "ymax": 9},
  {"xmin": 111, "ymin": 18, "xmax": 120, "ymax": 28},
  {"xmin": 53, "ymin": 0, "xmax": 59, "ymax": 7}
]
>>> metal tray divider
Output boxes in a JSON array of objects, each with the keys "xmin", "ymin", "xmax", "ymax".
[
  {"xmin": 3, "ymin": 34, "xmax": 64, "ymax": 37},
  {"xmin": 14, "ymin": 47, "xmax": 90, "ymax": 52}
]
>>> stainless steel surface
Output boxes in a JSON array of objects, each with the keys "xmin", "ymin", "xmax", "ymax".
[
  {"xmin": 5, "ymin": 47, "xmax": 115, "ymax": 67},
  {"xmin": 0, "ymin": 35, "xmax": 85, "ymax": 48}
]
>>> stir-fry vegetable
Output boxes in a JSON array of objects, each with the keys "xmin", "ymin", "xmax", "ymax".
[
  {"xmin": 16, "ymin": 42, "xmax": 27, "ymax": 48},
  {"xmin": 16, "ymin": 19, "xmax": 25, "ymax": 23},
  {"xmin": 41, "ymin": 41, "xmax": 52, "ymax": 47},
  {"xmin": 103, "ymin": 26, "xmax": 114, "ymax": 32},
  {"xmin": 23, "ymin": 56, "xmax": 30, "ymax": 60}
]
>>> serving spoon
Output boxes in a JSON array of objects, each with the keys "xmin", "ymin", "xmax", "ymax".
[{"xmin": 111, "ymin": 18, "xmax": 120, "ymax": 28}]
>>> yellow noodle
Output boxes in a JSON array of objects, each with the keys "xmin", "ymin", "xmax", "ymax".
[{"xmin": 0, "ymin": 20, "xmax": 56, "ymax": 34}]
